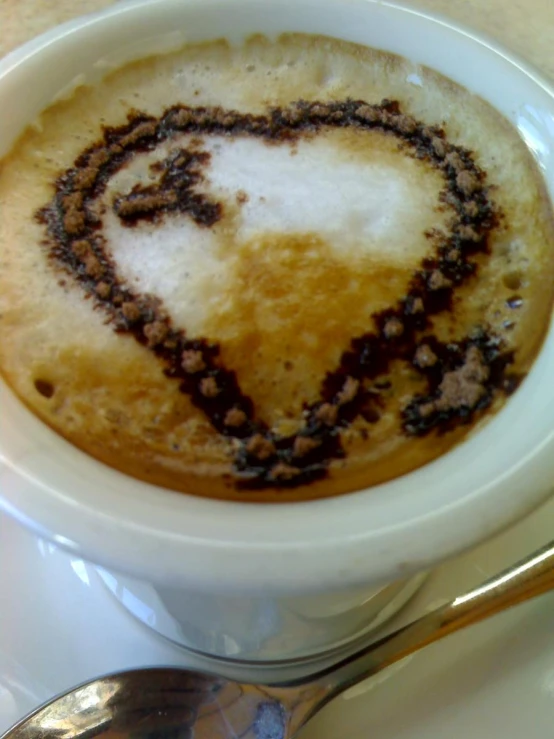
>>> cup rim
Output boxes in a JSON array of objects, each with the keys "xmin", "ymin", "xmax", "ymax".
[{"xmin": 1, "ymin": 0, "xmax": 553, "ymax": 591}]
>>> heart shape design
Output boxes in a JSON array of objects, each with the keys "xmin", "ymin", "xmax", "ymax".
[{"xmin": 37, "ymin": 98, "xmax": 516, "ymax": 489}]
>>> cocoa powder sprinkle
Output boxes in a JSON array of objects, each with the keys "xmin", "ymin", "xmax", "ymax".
[
  {"xmin": 293, "ymin": 436, "xmax": 321, "ymax": 458},
  {"xmin": 35, "ymin": 97, "xmax": 511, "ymax": 491},
  {"xmin": 246, "ymin": 434, "xmax": 275, "ymax": 460},
  {"xmin": 337, "ymin": 377, "xmax": 360, "ymax": 405},
  {"xmin": 414, "ymin": 344, "xmax": 438, "ymax": 368},
  {"xmin": 199, "ymin": 376, "xmax": 220, "ymax": 398},
  {"xmin": 95, "ymin": 281, "xmax": 111, "ymax": 300},
  {"xmin": 181, "ymin": 350, "xmax": 206, "ymax": 374},
  {"xmin": 428, "ymin": 270, "xmax": 453, "ymax": 291},
  {"xmin": 270, "ymin": 463, "xmax": 301, "ymax": 481},
  {"xmin": 71, "ymin": 240, "xmax": 92, "ymax": 260},
  {"xmin": 383, "ymin": 317, "xmax": 404, "ymax": 339},
  {"xmin": 457, "ymin": 225, "xmax": 481, "ymax": 242},
  {"xmin": 63, "ymin": 209, "xmax": 86, "ymax": 235},
  {"xmin": 224, "ymin": 408, "xmax": 248, "ymax": 428},
  {"xmin": 121, "ymin": 302, "xmax": 141, "ymax": 323},
  {"xmin": 315, "ymin": 403, "xmax": 339, "ymax": 426},
  {"xmin": 456, "ymin": 170, "xmax": 479, "ymax": 195},
  {"xmin": 84, "ymin": 254, "xmax": 104, "ymax": 278},
  {"xmin": 143, "ymin": 320, "xmax": 168, "ymax": 348}
]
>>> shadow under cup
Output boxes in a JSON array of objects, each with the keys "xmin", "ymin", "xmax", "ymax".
[{"xmin": 1, "ymin": 0, "xmax": 554, "ymax": 665}]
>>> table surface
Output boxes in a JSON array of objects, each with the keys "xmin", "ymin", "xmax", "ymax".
[{"xmin": 1, "ymin": 0, "xmax": 554, "ymax": 82}]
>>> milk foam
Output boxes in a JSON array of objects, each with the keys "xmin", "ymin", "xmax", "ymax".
[{"xmin": 103, "ymin": 130, "xmax": 446, "ymax": 336}]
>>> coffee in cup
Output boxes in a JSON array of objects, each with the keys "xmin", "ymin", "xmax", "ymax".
[{"xmin": 1, "ymin": 34, "xmax": 553, "ymax": 502}]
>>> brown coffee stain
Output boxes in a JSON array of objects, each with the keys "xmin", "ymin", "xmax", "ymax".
[{"xmin": 203, "ymin": 232, "xmax": 415, "ymax": 426}]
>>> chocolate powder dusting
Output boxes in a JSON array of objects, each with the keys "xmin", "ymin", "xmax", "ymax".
[
  {"xmin": 432, "ymin": 137, "xmax": 447, "ymax": 159},
  {"xmin": 414, "ymin": 344, "xmax": 438, "ymax": 369},
  {"xmin": 121, "ymin": 301, "xmax": 141, "ymax": 323},
  {"xmin": 293, "ymin": 436, "xmax": 321, "ymax": 458},
  {"xmin": 73, "ymin": 166, "xmax": 98, "ymax": 191},
  {"xmin": 270, "ymin": 463, "xmax": 302, "ymax": 481},
  {"xmin": 95, "ymin": 281, "xmax": 111, "ymax": 300},
  {"xmin": 457, "ymin": 225, "xmax": 481, "ymax": 243},
  {"xmin": 383, "ymin": 317, "xmax": 404, "ymax": 339},
  {"xmin": 71, "ymin": 239, "xmax": 92, "ymax": 259},
  {"xmin": 457, "ymin": 170, "xmax": 480, "ymax": 196},
  {"xmin": 434, "ymin": 350, "xmax": 488, "ymax": 411},
  {"xmin": 35, "ymin": 97, "xmax": 518, "ymax": 491},
  {"xmin": 464, "ymin": 201, "xmax": 480, "ymax": 218},
  {"xmin": 428, "ymin": 270, "xmax": 453, "ymax": 291},
  {"xmin": 114, "ymin": 147, "xmax": 221, "ymax": 227},
  {"xmin": 246, "ymin": 434, "xmax": 276, "ymax": 461},
  {"xmin": 199, "ymin": 376, "xmax": 220, "ymax": 398},
  {"xmin": 315, "ymin": 403, "xmax": 339, "ymax": 426},
  {"xmin": 224, "ymin": 408, "xmax": 248, "ymax": 428},
  {"xmin": 63, "ymin": 209, "xmax": 86, "ymax": 235},
  {"xmin": 337, "ymin": 376, "xmax": 360, "ymax": 405},
  {"xmin": 143, "ymin": 320, "xmax": 169, "ymax": 348},
  {"xmin": 84, "ymin": 254, "xmax": 104, "ymax": 279},
  {"xmin": 403, "ymin": 334, "xmax": 516, "ymax": 436},
  {"xmin": 408, "ymin": 297, "xmax": 425, "ymax": 314},
  {"xmin": 445, "ymin": 152, "xmax": 465, "ymax": 173},
  {"xmin": 181, "ymin": 349, "xmax": 206, "ymax": 374}
]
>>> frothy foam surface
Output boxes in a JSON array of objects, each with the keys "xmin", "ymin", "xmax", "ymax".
[
  {"xmin": 203, "ymin": 134, "xmax": 432, "ymax": 247},
  {"xmin": 102, "ymin": 130, "xmax": 445, "ymax": 337},
  {"xmin": 0, "ymin": 33, "xmax": 553, "ymax": 502}
]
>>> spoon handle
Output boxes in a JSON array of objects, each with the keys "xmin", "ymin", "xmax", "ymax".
[{"xmin": 317, "ymin": 539, "xmax": 554, "ymax": 697}]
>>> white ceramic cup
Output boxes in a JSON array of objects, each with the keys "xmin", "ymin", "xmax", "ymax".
[{"xmin": 1, "ymin": 0, "xmax": 554, "ymax": 663}]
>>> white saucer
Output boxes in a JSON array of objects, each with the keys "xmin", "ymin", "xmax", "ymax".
[{"xmin": 2, "ymin": 497, "xmax": 554, "ymax": 738}]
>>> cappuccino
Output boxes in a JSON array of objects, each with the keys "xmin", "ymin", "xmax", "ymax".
[{"xmin": 0, "ymin": 34, "xmax": 553, "ymax": 501}]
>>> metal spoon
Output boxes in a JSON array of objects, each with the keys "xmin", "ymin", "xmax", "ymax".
[{"xmin": 5, "ymin": 539, "xmax": 554, "ymax": 739}]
